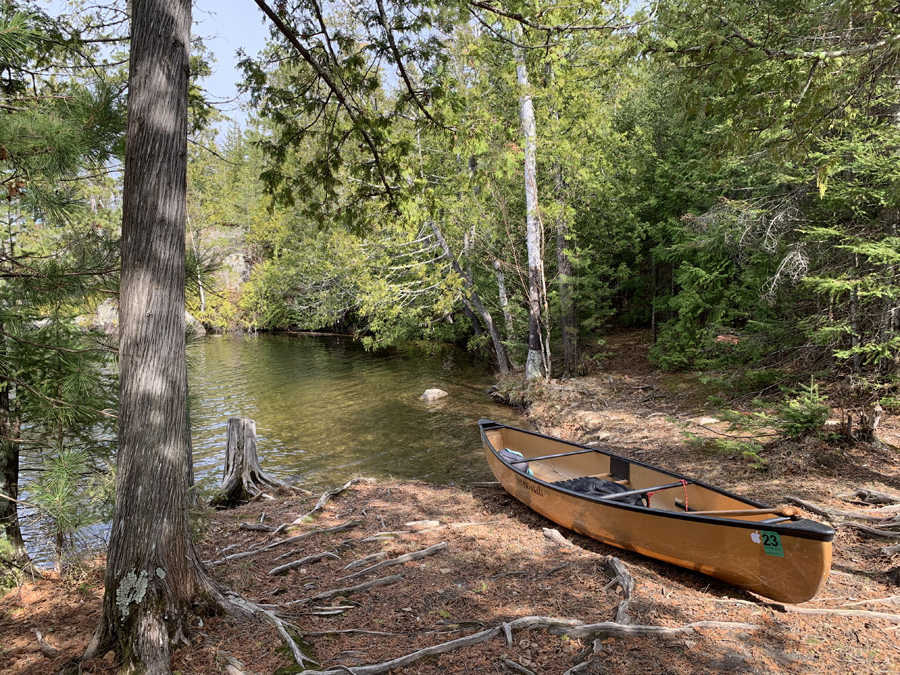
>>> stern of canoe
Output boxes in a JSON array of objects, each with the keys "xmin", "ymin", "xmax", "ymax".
[{"xmin": 480, "ymin": 420, "xmax": 832, "ymax": 604}]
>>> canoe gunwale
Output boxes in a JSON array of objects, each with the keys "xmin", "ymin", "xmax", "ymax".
[{"xmin": 479, "ymin": 419, "xmax": 835, "ymax": 544}]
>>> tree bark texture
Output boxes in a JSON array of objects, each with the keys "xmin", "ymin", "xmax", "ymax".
[
  {"xmin": 514, "ymin": 39, "xmax": 546, "ymax": 380},
  {"xmin": 430, "ymin": 222, "xmax": 511, "ymax": 374},
  {"xmin": 0, "ymin": 315, "xmax": 26, "ymax": 562},
  {"xmin": 0, "ymin": 380, "xmax": 25, "ymax": 562},
  {"xmin": 211, "ymin": 417, "xmax": 295, "ymax": 508},
  {"xmin": 554, "ymin": 172, "xmax": 577, "ymax": 377},
  {"xmin": 89, "ymin": 2, "xmax": 229, "ymax": 672}
]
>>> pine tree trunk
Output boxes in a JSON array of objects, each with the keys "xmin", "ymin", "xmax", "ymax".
[
  {"xmin": 86, "ymin": 2, "xmax": 235, "ymax": 670},
  {"xmin": 514, "ymin": 36, "xmax": 545, "ymax": 380}
]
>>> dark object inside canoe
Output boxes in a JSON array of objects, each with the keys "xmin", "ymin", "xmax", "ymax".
[{"xmin": 555, "ymin": 476, "xmax": 648, "ymax": 507}]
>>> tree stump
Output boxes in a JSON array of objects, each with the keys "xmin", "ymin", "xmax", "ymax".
[{"xmin": 211, "ymin": 417, "xmax": 295, "ymax": 508}]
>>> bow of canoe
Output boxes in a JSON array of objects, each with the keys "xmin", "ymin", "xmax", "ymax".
[{"xmin": 479, "ymin": 419, "xmax": 834, "ymax": 604}]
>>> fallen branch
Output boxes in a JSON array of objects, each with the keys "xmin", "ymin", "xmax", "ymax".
[
  {"xmin": 882, "ymin": 543, "xmax": 900, "ymax": 555},
  {"xmin": 289, "ymin": 574, "xmax": 404, "ymax": 605},
  {"xmin": 294, "ymin": 615, "xmax": 758, "ymax": 675},
  {"xmin": 293, "ymin": 477, "xmax": 375, "ymax": 524},
  {"xmin": 783, "ymin": 496, "xmax": 886, "ymax": 522},
  {"xmin": 269, "ymin": 551, "xmax": 341, "ymax": 576},
  {"xmin": 337, "ymin": 542, "xmax": 448, "ymax": 581}
]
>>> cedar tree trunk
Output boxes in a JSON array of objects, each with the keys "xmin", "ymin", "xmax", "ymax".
[{"xmin": 86, "ymin": 2, "xmax": 232, "ymax": 671}]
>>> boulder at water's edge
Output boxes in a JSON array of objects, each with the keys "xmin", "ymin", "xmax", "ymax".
[{"xmin": 419, "ymin": 388, "xmax": 449, "ymax": 402}]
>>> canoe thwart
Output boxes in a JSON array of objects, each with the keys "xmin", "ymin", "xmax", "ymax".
[
  {"xmin": 504, "ymin": 448, "xmax": 598, "ymax": 464},
  {"xmin": 598, "ymin": 481, "xmax": 688, "ymax": 501}
]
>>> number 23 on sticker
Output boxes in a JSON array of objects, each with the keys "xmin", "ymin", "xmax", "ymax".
[{"xmin": 751, "ymin": 530, "xmax": 785, "ymax": 557}]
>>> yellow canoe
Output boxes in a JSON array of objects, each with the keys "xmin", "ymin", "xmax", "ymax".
[{"xmin": 479, "ymin": 420, "xmax": 833, "ymax": 603}]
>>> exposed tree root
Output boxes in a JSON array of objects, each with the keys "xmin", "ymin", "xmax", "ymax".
[
  {"xmin": 713, "ymin": 597, "xmax": 900, "ymax": 622},
  {"xmin": 783, "ymin": 496, "xmax": 887, "ymax": 522},
  {"xmin": 292, "ymin": 478, "xmax": 376, "ymax": 524},
  {"xmin": 603, "ymin": 557, "xmax": 635, "ymax": 625},
  {"xmin": 543, "ymin": 527, "xmax": 575, "ymax": 548},
  {"xmin": 503, "ymin": 657, "xmax": 536, "ymax": 675},
  {"xmin": 838, "ymin": 488, "xmax": 900, "ymax": 506},
  {"xmin": 287, "ymin": 574, "xmax": 405, "ymax": 605},
  {"xmin": 343, "ymin": 551, "xmax": 388, "ymax": 571},
  {"xmin": 270, "ymin": 551, "xmax": 341, "ymax": 576},
  {"xmin": 843, "ymin": 523, "xmax": 900, "ymax": 540},
  {"xmin": 562, "ymin": 639, "xmax": 602, "ymax": 675},
  {"xmin": 292, "ymin": 615, "xmax": 759, "ymax": 675},
  {"xmin": 337, "ymin": 542, "xmax": 448, "ymax": 581},
  {"xmin": 207, "ymin": 521, "xmax": 361, "ymax": 566},
  {"xmin": 226, "ymin": 592, "xmax": 317, "ymax": 669}
]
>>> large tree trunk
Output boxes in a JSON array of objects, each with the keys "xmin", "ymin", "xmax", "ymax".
[
  {"xmin": 86, "ymin": 2, "xmax": 234, "ymax": 671},
  {"xmin": 514, "ymin": 37, "xmax": 546, "ymax": 380}
]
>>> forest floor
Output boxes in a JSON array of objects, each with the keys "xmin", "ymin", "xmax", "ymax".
[{"xmin": 3, "ymin": 330, "xmax": 900, "ymax": 674}]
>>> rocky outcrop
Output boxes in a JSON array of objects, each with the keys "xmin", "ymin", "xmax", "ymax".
[{"xmin": 77, "ymin": 298, "xmax": 206, "ymax": 337}]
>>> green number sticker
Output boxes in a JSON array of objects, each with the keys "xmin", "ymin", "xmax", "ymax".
[{"xmin": 759, "ymin": 530, "xmax": 784, "ymax": 557}]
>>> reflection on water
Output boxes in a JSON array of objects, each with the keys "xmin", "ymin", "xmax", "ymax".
[{"xmin": 189, "ymin": 333, "xmax": 526, "ymax": 489}]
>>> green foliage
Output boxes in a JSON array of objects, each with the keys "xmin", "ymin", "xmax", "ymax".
[
  {"xmin": 712, "ymin": 379, "xmax": 830, "ymax": 443},
  {"xmin": 28, "ymin": 447, "xmax": 113, "ymax": 565},
  {"xmin": 776, "ymin": 379, "xmax": 830, "ymax": 439}
]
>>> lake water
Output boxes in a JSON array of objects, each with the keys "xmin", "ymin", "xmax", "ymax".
[{"xmin": 188, "ymin": 333, "xmax": 526, "ymax": 490}]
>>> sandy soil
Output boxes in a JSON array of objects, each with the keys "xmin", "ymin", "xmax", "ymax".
[{"xmin": 3, "ymin": 329, "xmax": 900, "ymax": 674}]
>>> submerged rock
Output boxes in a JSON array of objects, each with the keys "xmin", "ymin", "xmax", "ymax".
[{"xmin": 419, "ymin": 388, "xmax": 448, "ymax": 402}]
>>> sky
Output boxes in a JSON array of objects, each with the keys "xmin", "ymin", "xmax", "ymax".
[
  {"xmin": 193, "ymin": 1, "xmax": 272, "ymax": 126},
  {"xmin": 44, "ymin": 1, "xmax": 273, "ymax": 128}
]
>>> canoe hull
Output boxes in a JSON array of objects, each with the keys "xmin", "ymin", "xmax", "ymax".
[{"xmin": 481, "ymin": 421, "xmax": 832, "ymax": 604}]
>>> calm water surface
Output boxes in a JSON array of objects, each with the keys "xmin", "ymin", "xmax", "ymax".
[{"xmin": 188, "ymin": 333, "xmax": 526, "ymax": 489}]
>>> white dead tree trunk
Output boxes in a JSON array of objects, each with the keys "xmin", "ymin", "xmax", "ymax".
[{"xmin": 514, "ymin": 32, "xmax": 547, "ymax": 380}]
